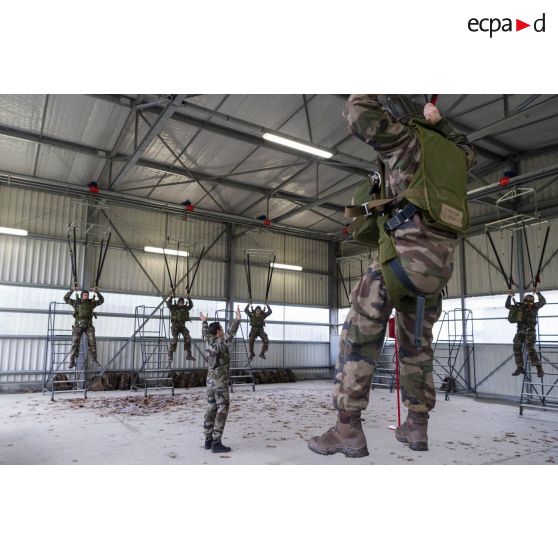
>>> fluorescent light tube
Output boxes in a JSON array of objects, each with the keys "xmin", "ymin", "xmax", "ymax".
[
  {"xmin": 263, "ymin": 132, "xmax": 333, "ymax": 159},
  {"xmin": 270, "ymin": 262, "xmax": 303, "ymax": 271},
  {"xmin": 0, "ymin": 227, "xmax": 28, "ymax": 236},
  {"xmin": 144, "ymin": 246, "xmax": 189, "ymax": 258}
]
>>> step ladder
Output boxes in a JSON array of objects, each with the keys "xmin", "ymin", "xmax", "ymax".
[
  {"xmin": 372, "ymin": 338, "xmax": 397, "ymax": 392},
  {"xmin": 519, "ymin": 327, "xmax": 558, "ymax": 415},
  {"xmin": 133, "ymin": 305, "xmax": 174, "ymax": 396},
  {"xmin": 216, "ymin": 309, "xmax": 255, "ymax": 392},
  {"xmin": 43, "ymin": 301, "xmax": 88, "ymax": 401},
  {"xmin": 432, "ymin": 308, "xmax": 476, "ymax": 401}
]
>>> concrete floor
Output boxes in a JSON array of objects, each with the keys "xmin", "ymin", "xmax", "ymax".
[{"xmin": 1, "ymin": 380, "xmax": 557, "ymax": 465}]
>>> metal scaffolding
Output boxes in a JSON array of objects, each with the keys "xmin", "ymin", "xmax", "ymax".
[
  {"xmin": 433, "ymin": 308, "xmax": 476, "ymax": 401},
  {"xmin": 43, "ymin": 302, "xmax": 87, "ymax": 401},
  {"xmin": 519, "ymin": 326, "xmax": 558, "ymax": 415},
  {"xmin": 132, "ymin": 305, "xmax": 174, "ymax": 396}
]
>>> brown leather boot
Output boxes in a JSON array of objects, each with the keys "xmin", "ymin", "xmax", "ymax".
[
  {"xmin": 308, "ymin": 410, "xmax": 369, "ymax": 458},
  {"xmin": 536, "ymin": 365, "xmax": 544, "ymax": 378},
  {"xmin": 395, "ymin": 410, "xmax": 429, "ymax": 451}
]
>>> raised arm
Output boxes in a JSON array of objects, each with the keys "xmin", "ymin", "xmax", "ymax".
[
  {"xmin": 93, "ymin": 289, "xmax": 104, "ymax": 307},
  {"xmin": 186, "ymin": 297, "xmax": 194, "ymax": 311},
  {"xmin": 434, "ymin": 116, "xmax": 477, "ymax": 170},
  {"xmin": 536, "ymin": 291, "xmax": 546, "ymax": 309},
  {"xmin": 64, "ymin": 289, "xmax": 76, "ymax": 307},
  {"xmin": 343, "ymin": 94, "xmax": 417, "ymax": 165},
  {"xmin": 244, "ymin": 303, "xmax": 252, "ymax": 316},
  {"xmin": 264, "ymin": 305, "xmax": 272, "ymax": 318},
  {"xmin": 165, "ymin": 296, "xmax": 173, "ymax": 309},
  {"xmin": 201, "ymin": 319, "xmax": 211, "ymax": 344},
  {"xmin": 505, "ymin": 295, "xmax": 514, "ymax": 309},
  {"xmin": 226, "ymin": 306, "xmax": 242, "ymax": 342}
]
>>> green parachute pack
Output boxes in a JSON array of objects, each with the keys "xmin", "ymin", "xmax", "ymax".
[
  {"xmin": 345, "ymin": 118, "xmax": 468, "ymax": 346},
  {"xmin": 346, "ymin": 118, "xmax": 469, "ymax": 246},
  {"xmin": 507, "ymin": 305, "xmax": 522, "ymax": 324}
]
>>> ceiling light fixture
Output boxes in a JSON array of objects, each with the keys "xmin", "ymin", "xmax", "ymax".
[
  {"xmin": 263, "ymin": 132, "xmax": 333, "ymax": 159},
  {"xmin": 0, "ymin": 227, "xmax": 28, "ymax": 237},
  {"xmin": 270, "ymin": 262, "xmax": 303, "ymax": 271},
  {"xmin": 144, "ymin": 246, "xmax": 189, "ymax": 258}
]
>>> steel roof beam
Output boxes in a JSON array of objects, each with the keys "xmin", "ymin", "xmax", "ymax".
[
  {"xmin": 467, "ymin": 96, "xmax": 558, "ymax": 142},
  {"xmin": 109, "ymin": 94, "xmax": 185, "ymax": 189},
  {"xmin": 0, "ymin": 123, "xmax": 344, "ymax": 214},
  {"xmin": 0, "ymin": 171, "xmax": 343, "ymax": 242},
  {"xmin": 90, "ymin": 94, "xmax": 371, "ymax": 177}
]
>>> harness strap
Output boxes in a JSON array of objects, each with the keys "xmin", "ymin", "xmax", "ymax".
[{"xmin": 384, "ymin": 203, "xmax": 418, "ymax": 233}]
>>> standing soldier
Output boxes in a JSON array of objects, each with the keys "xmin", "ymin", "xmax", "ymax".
[
  {"xmin": 64, "ymin": 286, "xmax": 104, "ymax": 368},
  {"xmin": 166, "ymin": 294, "xmax": 195, "ymax": 362},
  {"xmin": 244, "ymin": 303, "xmax": 272, "ymax": 360},
  {"xmin": 308, "ymin": 94, "xmax": 476, "ymax": 457},
  {"xmin": 200, "ymin": 306, "xmax": 241, "ymax": 453},
  {"xmin": 506, "ymin": 288, "xmax": 546, "ymax": 378}
]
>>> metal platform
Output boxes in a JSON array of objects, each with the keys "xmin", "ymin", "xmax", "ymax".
[{"xmin": 133, "ymin": 305, "xmax": 174, "ymax": 396}]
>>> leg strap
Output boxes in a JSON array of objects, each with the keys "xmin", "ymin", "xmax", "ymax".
[{"xmin": 388, "ymin": 258, "xmax": 426, "ymax": 348}]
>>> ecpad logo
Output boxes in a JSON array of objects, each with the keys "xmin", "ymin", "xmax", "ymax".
[{"xmin": 468, "ymin": 13, "xmax": 546, "ymax": 37}]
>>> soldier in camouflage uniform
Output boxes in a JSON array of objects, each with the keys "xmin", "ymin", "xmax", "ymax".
[
  {"xmin": 200, "ymin": 306, "xmax": 241, "ymax": 453},
  {"xmin": 244, "ymin": 303, "xmax": 272, "ymax": 360},
  {"xmin": 166, "ymin": 295, "xmax": 195, "ymax": 362},
  {"xmin": 506, "ymin": 289, "xmax": 546, "ymax": 378},
  {"xmin": 308, "ymin": 94, "xmax": 476, "ymax": 457},
  {"xmin": 64, "ymin": 286, "xmax": 104, "ymax": 368}
]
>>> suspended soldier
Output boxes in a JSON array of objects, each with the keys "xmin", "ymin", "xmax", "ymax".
[
  {"xmin": 244, "ymin": 303, "xmax": 272, "ymax": 360},
  {"xmin": 506, "ymin": 288, "xmax": 546, "ymax": 378},
  {"xmin": 308, "ymin": 95, "xmax": 476, "ymax": 457},
  {"xmin": 166, "ymin": 294, "xmax": 195, "ymax": 362},
  {"xmin": 64, "ymin": 286, "xmax": 104, "ymax": 368},
  {"xmin": 200, "ymin": 306, "xmax": 241, "ymax": 453}
]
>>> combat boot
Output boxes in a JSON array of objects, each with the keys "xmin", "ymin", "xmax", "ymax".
[
  {"xmin": 68, "ymin": 357, "xmax": 76, "ymax": 369},
  {"xmin": 168, "ymin": 352, "xmax": 174, "ymax": 363},
  {"xmin": 536, "ymin": 365, "xmax": 544, "ymax": 378},
  {"xmin": 512, "ymin": 367, "xmax": 525, "ymax": 376},
  {"xmin": 259, "ymin": 352, "xmax": 266, "ymax": 360},
  {"xmin": 211, "ymin": 440, "xmax": 231, "ymax": 453},
  {"xmin": 186, "ymin": 352, "xmax": 195, "ymax": 361},
  {"xmin": 307, "ymin": 410, "xmax": 369, "ymax": 458},
  {"xmin": 395, "ymin": 410, "xmax": 429, "ymax": 451},
  {"xmin": 204, "ymin": 438, "xmax": 213, "ymax": 450}
]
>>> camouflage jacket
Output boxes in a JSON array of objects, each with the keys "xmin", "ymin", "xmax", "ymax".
[
  {"xmin": 343, "ymin": 94, "xmax": 477, "ymax": 294},
  {"xmin": 64, "ymin": 290, "xmax": 104, "ymax": 325},
  {"xmin": 506, "ymin": 292, "xmax": 546, "ymax": 331},
  {"xmin": 202, "ymin": 319, "xmax": 240, "ymax": 377},
  {"xmin": 244, "ymin": 304, "xmax": 272, "ymax": 329},
  {"xmin": 166, "ymin": 297, "xmax": 193, "ymax": 323}
]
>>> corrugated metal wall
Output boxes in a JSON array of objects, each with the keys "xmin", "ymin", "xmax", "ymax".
[
  {"xmin": 0, "ymin": 185, "xmax": 333, "ymax": 388},
  {"xmin": 233, "ymin": 227, "xmax": 330, "ymax": 306},
  {"xmin": 0, "ymin": 236, "xmax": 81, "ymax": 287}
]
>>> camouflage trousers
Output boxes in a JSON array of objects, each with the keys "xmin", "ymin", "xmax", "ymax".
[
  {"xmin": 513, "ymin": 330, "xmax": 541, "ymax": 368},
  {"xmin": 70, "ymin": 323, "xmax": 97, "ymax": 360},
  {"xmin": 169, "ymin": 322, "xmax": 191, "ymax": 354},
  {"xmin": 204, "ymin": 372, "xmax": 230, "ymax": 442},
  {"xmin": 334, "ymin": 261, "xmax": 440, "ymax": 414},
  {"xmin": 249, "ymin": 328, "xmax": 269, "ymax": 356}
]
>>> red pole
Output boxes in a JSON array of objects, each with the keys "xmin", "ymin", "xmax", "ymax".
[
  {"xmin": 395, "ymin": 326, "xmax": 401, "ymax": 427},
  {"xmin": 388, "ymin": 316, "xmax": 401, "ymax": 427}
]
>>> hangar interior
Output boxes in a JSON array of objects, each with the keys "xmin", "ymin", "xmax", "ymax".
[{"xmin": 1, "ymin": 94, "xmax": 558, "ymax": 464}]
